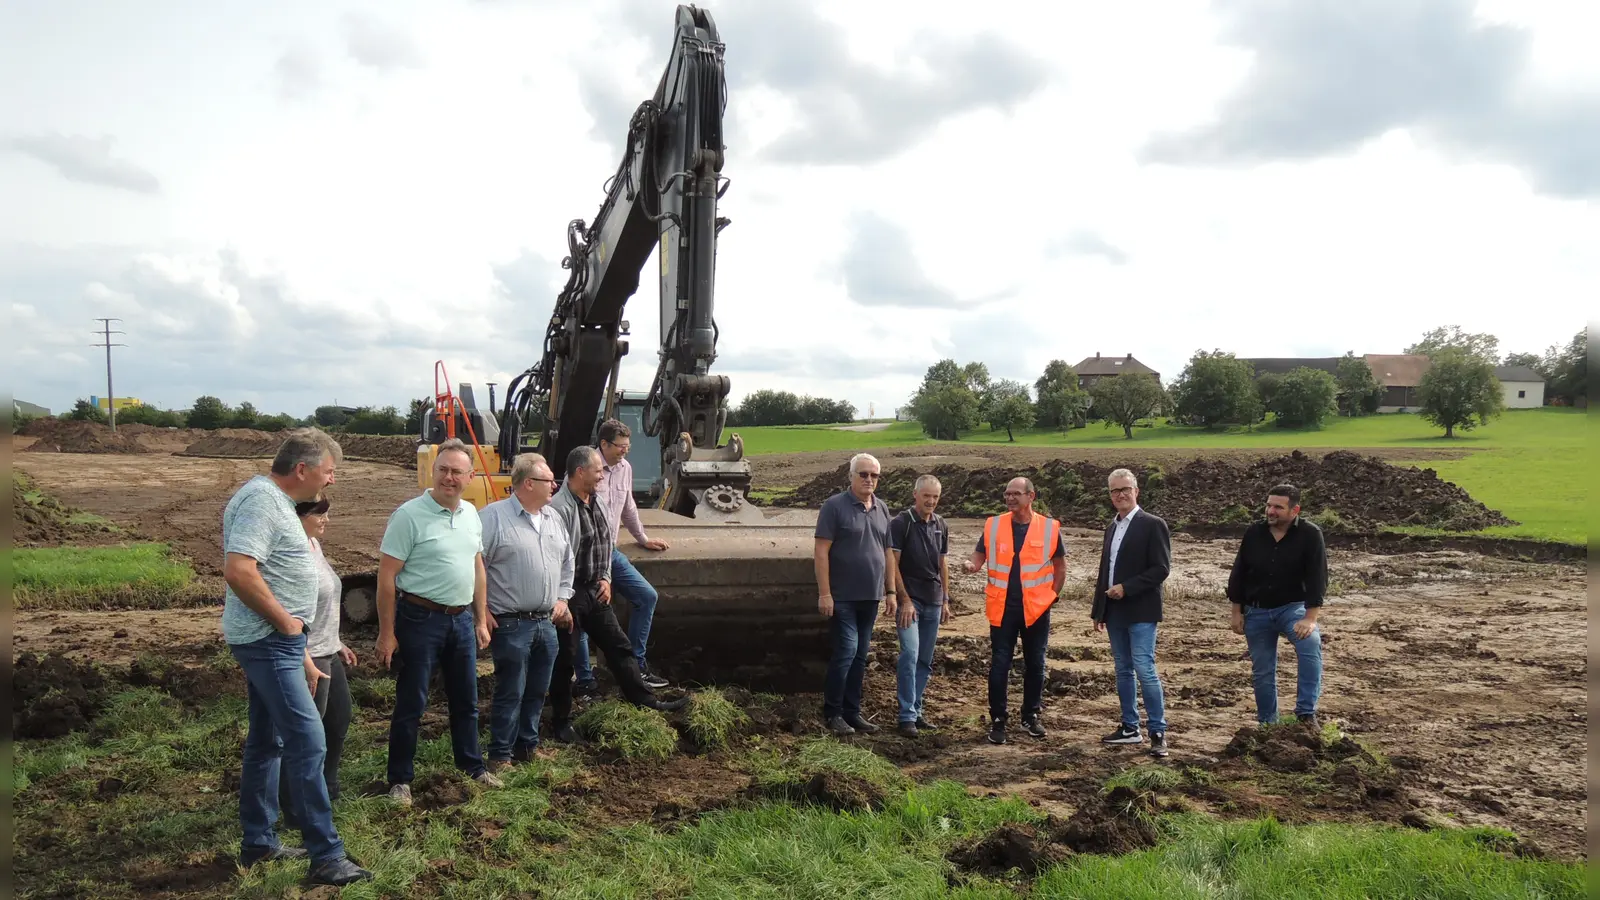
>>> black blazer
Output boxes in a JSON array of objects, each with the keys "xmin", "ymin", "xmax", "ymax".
[{"xmin": 1091, "ymin": 509, "xmax": 1172, "ymax": 625}]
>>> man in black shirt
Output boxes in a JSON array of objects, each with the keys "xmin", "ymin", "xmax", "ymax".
[
  {"xmin": 889, "ymin": 474, "xmax": 951, "ymax": 738},
  {"xmin": 1226, "ymin": 483, "xmax": 1327, "ymax": 726}
]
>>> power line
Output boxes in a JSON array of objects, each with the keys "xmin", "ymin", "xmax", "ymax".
[{"xmin": 92, "ymin": 318, "xmax": 127, "ymax": 432}]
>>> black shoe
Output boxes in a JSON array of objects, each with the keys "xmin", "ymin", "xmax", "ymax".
[
  {"xmin": 1102, "ymin": 724, "xmax": 1142, "ymax": 745},
  {"xmin": 307, "ymin": 857, "xmax": 373, "ymax": 886},
  {"xmin": 240, "ymin": 845, "xmax": 307, "ymax": 867},
  {"xmin": 573, "ymin": 680, "xmax": 599, "ymax": 699},
  {"xmin": 826, "ymin": 716, "xmax": 856, "ymax": 736},
  {"xmin": 897, "ymin": 721, "xmax": 919, "ymax": 738},
  {"xmin": 551, "ymin": 722, "xmax": 582, "ymax": 744},
  {"xmin": 647, "ymin": 695, "xmax": 689, "ymax": 712},
  {"xmin": 1022, "ymin": 714, "xmax": 1046, "ymax": 739},
  {"xmin": 987, "ymin": 720, "xmax": 1007, "ymax": 744},
  {"xmin": 642, "ymin": 672, "xmax": 670, "ymax": 690},
  {"xmin": 1297, "ymin": 713, "xmax": 1319, "ymax": 727},
  {"xmin": 1149, "ymin": 732, "xmax": 1169, "ymax": 758},
  {"xmin": 914, "ymin": 716, "xmax": 938, "ymax": 732},
  {"xmin": 845, "ymin": 714, "xmax": 879, "ymax": 734}
]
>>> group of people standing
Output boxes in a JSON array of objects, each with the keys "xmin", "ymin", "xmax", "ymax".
[
  {"xmin": 218, "ymin": 422, "xmax": 680, "ymax": 886},
  {"xmin": 814, "ymin": 453, "xmax": 1329, "ymax": 757}
]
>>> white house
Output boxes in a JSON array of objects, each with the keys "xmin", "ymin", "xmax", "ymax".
[{"xmin": 1494, "ymin": 365, "xmax": 1545, "ymax": 408}]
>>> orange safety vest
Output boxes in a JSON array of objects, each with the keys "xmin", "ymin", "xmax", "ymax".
[{"xmin": 983, "ymin": 511, "xmax": 1061, "ymax": 627}]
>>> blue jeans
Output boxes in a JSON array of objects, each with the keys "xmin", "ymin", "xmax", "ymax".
[
  {"xmin": 573, "ymin": 549, "xmax": 660, "ymax": 682},
  {"xmin": 387, "ymin": 602, "xmax": 485, "ymax": 784},
  {"xmin": 230, "ymin": 631, "xmax": 346, "ymax": 867},
  {"xmin": 895, "ymin": 600, "xmax": 942, "ymax": 723},
  {"xmin": 487, "ymin": 616, "xmax": 559, "ymax": 759},
  {"xmin": 1106, "ymin": 621, "xmax": 1167, "ymax": 733},
  {"xmin": 823, "ymin": 600, "xmax": 879, "ymax": 720},
  {"xmin": 1243, "ymin": 603, "xmax": 1323, "ymax": 723}
]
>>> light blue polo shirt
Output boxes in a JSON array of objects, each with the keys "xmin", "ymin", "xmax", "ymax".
[
  {"xmin": 221, "ymin": 476, "xmax": 318, "ymax": 644},
  {"xmin": 379, "ymin": 490, "xmax": 484, "ymax": 606}
]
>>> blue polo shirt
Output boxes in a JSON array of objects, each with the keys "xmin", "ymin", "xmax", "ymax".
[{"xmin": 815, "ymin": 490, "xmax": 893, "ymax": 604}]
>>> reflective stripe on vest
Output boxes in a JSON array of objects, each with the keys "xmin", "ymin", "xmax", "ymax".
[{"xmin": 983, "ymin": 512, "xmax": 1060, "ymax": 628}]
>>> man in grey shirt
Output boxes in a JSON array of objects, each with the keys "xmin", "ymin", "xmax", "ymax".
[
  {"xmin": 480, "ymin": 453, "xmax": 575, "ymax": 769},
  {"xmin": 814, "ymin": 452, "xmax": 896, "ymax": 737},
  {"xmin": 220, "ymin": 428, "xmax": 370, "ymax": 887}
]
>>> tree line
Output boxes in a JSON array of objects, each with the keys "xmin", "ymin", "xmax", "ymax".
[
  {"xmin": 903, "ymin": 325, "xmax": 1587, "ymax": 441},
  {"xmin": 724, "ymin": 390, "xmax": 856, "ymax": 427},
  {"xmin": 26, "ymin": 396, "xmax": 426, "ymax": 436}
]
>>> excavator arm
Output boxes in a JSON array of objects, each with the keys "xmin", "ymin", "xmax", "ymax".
[{"xmin": 497, "ymin": 3, "xmax": 755, "ymax": 521}]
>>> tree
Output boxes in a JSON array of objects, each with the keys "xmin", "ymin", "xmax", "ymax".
[
  {"xmin": 1090, "ymin": 372, "xmax": 1165, "ymax": 439},
  {"xmin": 256, "ymin": 413, "xmax": 296, "ymax": 432},
  {"xmin": 906, "ymin": 359, "xmax": 982, "ymax": 440},
  {"xmin": 67, "ymin": 398, "xmax": 107, "ymax": 423},
  {"xmin": 985, "ymin": 379, "xmax": 1035, "ymax": 441},
  {"xmin": 1270, "ymin": 368, "xmax": 1339, "ymax": 428},
  {"xmin": 345, "ymin": 405, "xmax": 407, "ymax": 435},
  {"xmin": 187, "ymin": 395, "xmax": 230, "ymax": 430},
  {"xmin": 1501, "ymin": 351, "xmax": 1545, "ymax": 373},
  {"xmin": 404, "ymin": 398, "xmax": 432, "ymax": 435},
  {"xmin": 1255, "ymin": 372, "xmax": 1284, "ymax": 414},
  {"xmin": 314, "ymin": 405, "xmax": 352, "ymax": 428},
  {"xmin": 1541, "ymin": 327, "xmax": 1587, "ymax": 405},
  {"xmin": 230, "ymin": 401, "xmax": 260, "ymax": 429},
  {"xmin": 1407, "ymin": 325, "xmax": 1500, "ymax": 365},
  {"xmin": 1034, "ymin": 360, "xmax": 1091, "ymax": 431},
  {"xmin": 1417, "ymin": 348, "xmax": 1504, "ymax": 437},
  {"xmin": 1334, "ymin": 352, "xmax": 1383, "ymax": 416},
  {"xmin": 1170, "ymin": 350, "xmax": 1257, "ymax": 428}
]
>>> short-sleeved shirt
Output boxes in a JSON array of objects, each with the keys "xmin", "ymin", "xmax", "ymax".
[
  {"xmin": 379, "ymin": 490, "xmax": 484, "ymax": 607},
  {"xmin": 976, "ymin": 515, "xmax": 1066, "ymax": 609},
  {"xmin": 221, "ymin": 475, "xmax": 318, "ymax": 645},
  {"xmin": 815, "ymin": 490, "xmax": 893, "ymax": 604},
  {"xmin": 304, "ymin": 538, "xmax": 344, "ymax": 658},
  {"xmin": 480, "ymin": 494, "xmax": 574, "ymax": 615},
  {"xmin": 890, "ymin": 509, "xmax": 948, "ymax": 606}
]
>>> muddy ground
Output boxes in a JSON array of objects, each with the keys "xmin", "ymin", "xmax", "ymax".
[{"xmin": 10, "ymin": 444, "xmax": 1589, "ymax": 864}]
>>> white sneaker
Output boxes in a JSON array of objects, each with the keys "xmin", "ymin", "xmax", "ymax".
[
  {"xmin": 388, "ymin": 783, "xmax": 412, "ymax": 807},
  {"xmin": 474, "ymin": 771, "xmax": 504, "ymax": 789}
]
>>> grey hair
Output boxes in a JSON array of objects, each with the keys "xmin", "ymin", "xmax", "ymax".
[
  {"xmin": 270, "ymin": 427, "xmax": 343, "ymax": 475},
  {"xmin": 509, "ymin": 452, "xmax": 550, "ymax": 487},
  {"xmin": 1008, "ymin": 476, "xmax": 1036, "ymax": 494},
  {"xmin": 849, "ymin": 452, "xmax": 880, "ymax": 475},
  {"xmin": 914, "ymin": 474, "xmax": 941, "ymax": 492},
  {"xmin": 435, "ymin": 438, "xmax": 472, "ymax": 467},
  {"xmin": 1108, "ymin": 468, "xmax": 1137, "ymax": 487},
  {"xmin": 566, "ymin": 444, "xmax": 601, "ymax": 477}
]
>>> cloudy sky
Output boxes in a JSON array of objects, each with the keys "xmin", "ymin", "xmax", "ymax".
[{"xmin": 4, "ymin": 0, "xmax": 1596, "ymax": 421}]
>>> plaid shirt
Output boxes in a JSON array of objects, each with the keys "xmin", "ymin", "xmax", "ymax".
[{"xmin": 568, "ymin": 489, "xmax": 613, "ymax": 587}]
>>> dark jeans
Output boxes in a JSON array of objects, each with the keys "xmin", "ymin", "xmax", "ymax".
[
  {"xmin": 231, "ymin": 632, "xmax": 346, "ymax": 867},
  {"xmin": 488, "ymin": 615, "xmax": 559, "ymax": 759},
  {"xmin": 386, "ymin": 602, "xmax": 485, "ymax": 785},
  {"xmin": 280, "ymin": 653, "xmax": 352, "ymax": 827},
  {"xmin": 573, "ymin": 549, "xmax": 661, "ymax": 681},
  {"xmin": 548, "ymin": 585, "xmax": 658, "ymax": 726},
  {"xmin": 895, "ymin": 599, "xmax": 942, "ymax": 723},
  {"xmin": 989, "ymin": 602, "xmax": 1050, "ymax": 723},
  {"xmin": 1106, "ymin": 621, "xmax": 1166, "ymax": 733},
  {"xmin": 823, "ymin": 600, "xmax": 879, "ymax": 721}
]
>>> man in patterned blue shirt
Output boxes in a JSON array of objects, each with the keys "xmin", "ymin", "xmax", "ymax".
[{"xmin": 221, "ymin": 428, "xmax": 370, "ymax": 887}]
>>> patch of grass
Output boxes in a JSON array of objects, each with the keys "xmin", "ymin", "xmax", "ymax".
[
  {"xmin": 1031, "ymin": 815, "xmax": 1583, "ymax": 898},
  {"xmin": 1104, "ymin": 765, "xmax": 1183, "ymax": 794},
  {"xmin": 683, "ymin": 688, "xmax": 751, "ymax": 752},
  {"xmin": 574, "ymin": 700, "xmax": 679, "ymax": 761},
  {"xmin": 747, "ymin": 738, "xmax": 912, "ymax": 795},
  {"xmin": 14, "ymin": 543, "xmax": 203, "ymax": 609}
]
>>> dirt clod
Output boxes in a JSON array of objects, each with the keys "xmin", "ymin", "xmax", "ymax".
[
  {"xmin": 414, "ymin": 771, "xmax": 475, "ymax": 810},
  {"xmin": 13, "ymin": 652, "xmax": 110, "ymax": 739},
  {"xmin": 948, "ymin": 823, "xmax": 1066, "ymax": 878},
  {"xmin": 752, "ymin": 772, "xmax": 887, "ymax": 813},
  {"xmin": 1053, "ymin": 786, "xmax": 1164, "ymax": 855}
]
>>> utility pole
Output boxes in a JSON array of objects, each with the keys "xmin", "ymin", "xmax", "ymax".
[{"xmin": 92, "ymin": 318, "xmax": 126, "ymax": 432}]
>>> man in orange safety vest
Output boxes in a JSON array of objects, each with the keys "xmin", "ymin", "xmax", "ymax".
[{"xmin": 963, "ymin": 476, "xmax": 1066, "ymax": 745}]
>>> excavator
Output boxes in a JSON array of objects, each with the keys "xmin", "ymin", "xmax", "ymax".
[{"xmin": 344, "ymin": 5, "xmax": 826, "ymax": 689}]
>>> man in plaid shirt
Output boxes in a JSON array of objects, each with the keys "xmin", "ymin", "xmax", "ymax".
[{"xmin": 569, "ymin": 419, "xmax": 673, "ymax": 692}]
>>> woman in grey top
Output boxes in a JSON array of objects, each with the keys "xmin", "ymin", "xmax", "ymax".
[{"xmin": 281, "ymin": 494, "xmax": 356, "ymax": 828}]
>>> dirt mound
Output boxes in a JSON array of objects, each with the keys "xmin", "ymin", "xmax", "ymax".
[
  {"xmin": 1054, "ymin": 785, "xmax": 1164, "ymax": 855},
  {"xmin": 19, "ymin": 418, "xmax": 152, "ymax": 454},
  {"xmin": 413, "ymin": 770, "xmax": 475, "ymax": 810},
  {"xmin": 180, "ymin": 432, "xmax": 417, "ymax": 468},
  {"xmin": 948, "ymin": 823, "xmax": 1066, "ymax": 877},
  {"xmin": 751, "ymin": 771, "xmax": 887, "ymax": 812},
  {"xmin": 13, "ymin": 652, "xmax": 110, "ymax": 739},
  {"xmin": 1213, "ymin": 722, "xmax": 1417, "ymax": 819},
  {"xmin": 776, "ymin": 450, "xmax": 1511, "ymax": 532}
]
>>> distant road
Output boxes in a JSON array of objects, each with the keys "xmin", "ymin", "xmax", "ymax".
[{"xmin": 831, "ymin": 422, "xmax": 893, "ymax": 432}]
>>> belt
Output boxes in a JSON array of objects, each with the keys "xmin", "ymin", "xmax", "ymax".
[
  {"xmin": 492, "ymin": 609, "xmax": 552, "ymax": 621},
  {"xmin": 399, "ymin": 590, "xmax": 468, "ymax": 616}
]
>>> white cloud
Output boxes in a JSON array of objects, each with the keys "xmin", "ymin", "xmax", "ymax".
[{"xmin": 1, "ymin": 0, "xmax": 1595, "ymax": 426}]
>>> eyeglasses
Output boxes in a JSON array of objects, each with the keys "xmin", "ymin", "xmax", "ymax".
[
  {"xmin": 856, "ymin": 472, "xmax": 880, "ymax": 480},
  {"xmin": 437, "ymin": 467, "xmax": 474, "ymax": 478},
  {"xmin": 1110, "ymin": 487, "xmax": 1135, "ymax": 496}
]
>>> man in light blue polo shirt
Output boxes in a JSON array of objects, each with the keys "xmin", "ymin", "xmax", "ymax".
[
  {"xmin": 221, "ymin": 428, "xmax": 370, "ymax": 887},
  {"xmin": 375, "ymin": 438, "xmax": 500, "ymax": 807}
]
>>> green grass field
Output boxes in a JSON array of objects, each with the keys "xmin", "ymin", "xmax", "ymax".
[
  {"xmin": 14, "ymin": 543, "xmax": 199, "ymax": 608},
  {"xmin": 737, "ymin": 409, "xmax": 1587, "ymax": 545}
]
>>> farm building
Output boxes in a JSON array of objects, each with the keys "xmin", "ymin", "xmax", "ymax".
[
  {"xmin": 1073, "ymin": 353, "xmax": 1161, "ymax": 391},
  {"xmin": 1493, "ymin": 365, "xmax": 1546, "ymax": 408}
]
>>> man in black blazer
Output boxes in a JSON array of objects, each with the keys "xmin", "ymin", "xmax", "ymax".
[{"xmin": 1091, "ymin": 467, "xmax": 1172, "ymax": 758}]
